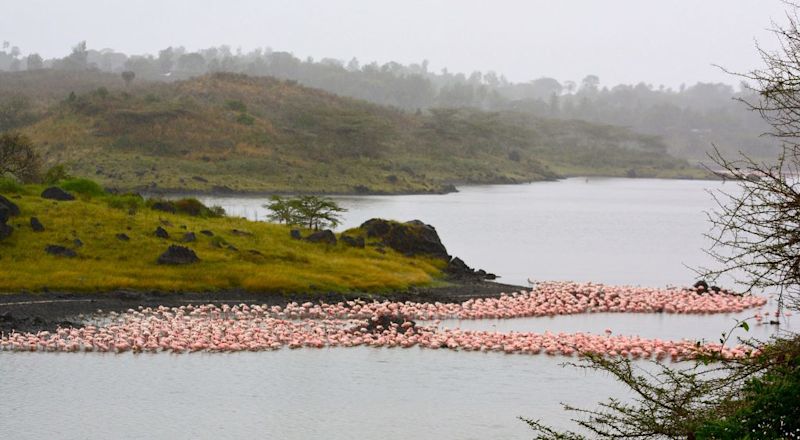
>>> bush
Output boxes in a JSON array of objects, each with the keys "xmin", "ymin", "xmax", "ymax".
[
  {"xmin": 43, "ymin": 164, "xmax": 73, "ymax": 184},
  {"xmin": 107, "ymin": 193, "xmax": 145, "ymax": 212},
  {"xmin": 236, "ymin": 113, "xmax": 255, "ymax": 125},
  {"xmin": 0, "ymin": 176, "xmax": 25, "ymax": 193},
  {"xmin": 148, "ymin": 197, "xmax": 225, "ymax": 218},
  {"xmin": 59, "ymin": 178, "xmax": 105, "ymax": 197}
]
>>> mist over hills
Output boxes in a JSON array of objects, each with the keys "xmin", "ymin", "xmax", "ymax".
[
  {"xmin": 0, "ymin": 41, "xmax": 777, "ymax": 161},
  {"xmin": 0, "ymin": 70, "xmax": 700, "ymax": 193}
]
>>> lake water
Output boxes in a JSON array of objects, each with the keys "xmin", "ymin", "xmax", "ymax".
[{"xmin": 1, "ymin": 178, "xmax": 796, "ymax": 440}]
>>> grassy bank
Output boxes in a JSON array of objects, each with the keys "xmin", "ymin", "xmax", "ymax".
[{"xmin": 0, "ymin": 183, "xmax": 444, "ymax": 293}]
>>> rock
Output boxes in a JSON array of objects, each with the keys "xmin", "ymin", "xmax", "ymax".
[
  {"xmin": 357, "ymin": 314, "xmax": 416, "ymax": 335},
  {"xmin": 305, "ymin": 229, "xmax": 337, "ymax": 245},
  {"xmin": 41, "ymin": 187, "xmax": 75, "ymax": 201},
  {"xmin": 290, "ymin": 229, "xmax": 302, "ymax": 240},
  {"xmin": 30, "ymin": 217, "xmax": 44, "ymax": 232},
  {"xmin": 0, "ymin": 205, "xmax": 9, "ymax": 223},
  {"xmin": 150, "ymin": 201, "xmax": 176, "ymax": 213},
  {"xmin": 359, "ymin": 219, "xmax": 448, "ymax": 258},
  {"xmin": 181, "ymin": 232, "xmax": 197, "ymax": 243},
  {"xmin": 0, "ymin": 194, "xmax": 20, "ymax": 217},
  {"xmin": 73, "ymin": 238, "xmax": 83, "ymax": 247},
  {"xmin": 116, "ymin": 233, "xmax": 130, "ymax": 241},
  {"xmin": 157, "ymin": 245, "xmax": 199, "ymax": 265},
  {"xmin": 154, "ymin": 226, "xmax": 169, "ymax": 239},
  {"xmin": 200, "ymin": 230, "xmax": 214, "ymax": 237},
  {"xmin": 340, "ymin": 235, "xmax": 365, "ymax": 248},
  {"xmin": 361, "ymin": 218, "xmax": 392, "ymax": 238},
  {"xmin": 0, "ymin": 223, "xmax": 12, "ymax": 240},
  {"xmin": 192, "ymin": 176, "xmax": 209, "ymax": 183},
  {"xmin": 231, "ymin": 229, "xmax": 253, "ymax": 237},
  {"xmin": 45, "ymin": 244, "xmax": 77, "ymax": 258}
]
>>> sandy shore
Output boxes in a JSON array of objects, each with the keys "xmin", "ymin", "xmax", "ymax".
[{"xmin": 0, "ymin": 280, "xmax": 525, "ymax": 334}]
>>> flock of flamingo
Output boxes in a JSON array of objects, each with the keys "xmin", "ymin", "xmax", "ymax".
[{"xmin": 0, "ymin": 281, "xmax": 781, "ymax": 360}]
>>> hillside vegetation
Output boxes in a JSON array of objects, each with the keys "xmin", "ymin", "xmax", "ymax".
[
  {"xmin": 6, "ymin": 71, "xmax": 704, "ymax": 194},
  {"xmin": 0, "ymin": 182, "xmax": 443, "ymax": 292}
]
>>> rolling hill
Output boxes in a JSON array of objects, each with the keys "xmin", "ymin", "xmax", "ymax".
[{"xmin": 5, "ymin": 71, "xmax": 706, "ymax": 193}]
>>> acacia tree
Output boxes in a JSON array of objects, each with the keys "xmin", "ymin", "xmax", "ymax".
[
  {"xmin": 265, "ymin": 195, "xmax": 346, "ymax": 230},
  {"xmin": 0, "ymin": 132, "xmax": 40, "ymax": 182}
]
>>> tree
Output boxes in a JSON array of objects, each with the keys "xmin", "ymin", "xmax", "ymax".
[
  {"xmin": 26, "ymin": 53, "xmax": 43, "ymax": 70},
  {"xmin": 121, "ymin": 70, "xmax": 135, "ymax": 87},
  {"xmin": 264, "ymin": 195, "xmax": 346, "ymax": 230},
  {"xmin": 0, "ymin": 132, "xmax": 40, "ymax": 182}
]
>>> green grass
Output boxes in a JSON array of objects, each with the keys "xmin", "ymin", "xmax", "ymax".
[
  {"xmin": 0, "ymin": 186, "xmax": 445, "ymax": 293},
  {"xmin": 7, "ymin": 72, "xmax": 704, "ymax": 194}
]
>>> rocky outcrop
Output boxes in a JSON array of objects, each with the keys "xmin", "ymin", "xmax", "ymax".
[
  {"xmin": 290, "ymin": 229, "xmax": 302, "ymax": 240},
  {"xmin": 154, "ymin": 226, "xmax": 169, "ymax": 239},
  {"xmin": 360, "ymin": 219, "xmax": 448, "ymax": 258},
  {"xmin": 116, "ymin": 233, "xmax": 130, "ymax": 241},
  {"xmin": 157, "ymin": 245, "xmax": 199, "ymax": 265},
  {"xmin": 340, "ymin": 235, "xmax": 365, "ymax": 248},
  {"xmin": 306, "ymin": 229, "xmax": 337, "ymax": 245},
  {"xmin": 181, "ymin": 232, "xmax": 197, "ymax": 243},
  {"xmin": 359, "ymin": 218, "xmax": 495, "ymax": 281},
  {"xmin": 41, "ymin": 187, "xmax": 75, "ymax": 201}
]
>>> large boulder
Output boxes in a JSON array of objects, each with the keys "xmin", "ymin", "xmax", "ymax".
[
  {"xmin": 41, "ymin": 187, "xmax": 75, "ymax": 201},
  {"xmin": 0, "ymin": 194, "xmax": 20, "ymax": 217},
  {"xmin": 306, "ymin": 229, "xmax": 337, "ymax": 245},
  {"xmin": 360, "ymin": 218, "xmax": 448, "ymax": 258},
  {"xmin": 157, "ymin": 245, "xmax": 199, "ymax": 265},
  {"xmin": 340, "ymin": 234, "xmax": 365, "ymax": 248},
  {"xmin": 0, "ymin": 205, "xmax": 10, "ymax": 224}
]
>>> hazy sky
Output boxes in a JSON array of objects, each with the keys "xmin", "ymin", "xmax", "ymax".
[{"xmin": 0, "ymin": 0, "xmax": 790, "ymax": 86}]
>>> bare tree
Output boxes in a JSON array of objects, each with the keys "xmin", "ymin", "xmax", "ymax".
[{"xmin": 0, "ymin": 132, "xmax": 40, "ymax": 182}]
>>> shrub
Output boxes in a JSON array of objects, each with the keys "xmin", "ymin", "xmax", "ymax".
[
  {"xmin": 236, "ymin": 113, "xmax": 255, "ymax": 125},
  {"xmin": 0, "ymin": 176, "xmax": 25, "ymax": 193},
  {"xmin": 148, "ymin": 197, "xmax": 225, "ymax": 218},
  {"xmin": 107, "ymin": 193, "xmax": 145, "ymax": 212},
  {"xmin": 59, "ymin": 178, "xmax": 105, "ymax": 197},
  {"xmin": 43, "ymin": 164, "xmax": 73, "ymax": 184}
]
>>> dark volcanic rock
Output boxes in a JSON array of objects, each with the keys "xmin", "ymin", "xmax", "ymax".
[
  {"xmin": 30, "ymin": 217, "xmax": 44, "ymax": 232},
  {"xmin": 154, "ymin": 226, "xmax": 169, "ymax": 239},
  {"xmin": 73, "ymin": 238, "xmax": 83, "ymax": 247},
  {"xmin": 340, "ymin": 235, "xmax": 365, "ymax": 248},
  {"xmin": 360, "ymin": 219, "xmax": 448, "ymax": 258},
  {"xmin": 290, "ymin": 229, "xmax": 302, "ymax": 240},
  {"xmin": 0, "ymin": 194, "xmax": 20, "ymax": 217},
  {"xmin": 0, "ymin": 222, "xmax": 12, "ymax": 240},
  {"xmin": 45, "ymin": 244, "xmax": 77, "ymax": 258},
  {"xmin": 200, "ymin": 230, "xmax": 214, "ymax": 237},
  {"xmin": 0, "ymin": 205, "xmax": 10, "ymax": 223},
  {"xmin": 157, "ymin": 245, "xmax": 199, "ymax": 265},
  {"xmin": 305, "ymin": 229, "xmax": 337, "ymax": 245},
  {"xmin": 41, "ymin": 187, "xmax": 75, "ymax": 201},
  {"xmin": 446, "ymin": 257, "xmax": 497, "ymax": 281},
  {"xmin": 116, "ymin": 233, "xmax": 130, "ymax": 241},
  {"xmin": 361, "ymin": 218, "xmax": 392, "ymax": 238},
  {"xmin": 231, "ymin": 229, "xmax": 253, "ymax": 237},
  {"xmin": 181, "ymin": 232, "xmax": 197, "ymax": 243}
]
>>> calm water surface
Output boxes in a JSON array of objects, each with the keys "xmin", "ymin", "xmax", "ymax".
[{"xmin": 2, "ymin": 178, "xmax": 796, "ymax": 440}]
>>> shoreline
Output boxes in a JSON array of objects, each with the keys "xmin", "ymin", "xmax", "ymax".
[{"xmin": 0, "ymin": 279, "xmax": 526, "ymax": 334}]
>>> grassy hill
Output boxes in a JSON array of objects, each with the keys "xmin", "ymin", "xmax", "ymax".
[
  {"xmin": 0, "ymin": 182, "xmax": 443, "ymax": 292},
  {"xmin": 6, "ymin": 71, "xmax": 706, "ymax": 194}
]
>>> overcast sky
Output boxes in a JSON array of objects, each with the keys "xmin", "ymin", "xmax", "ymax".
[{"xmin": 0, "ymin": 0, "xmax": 790, "ymax": 87}]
